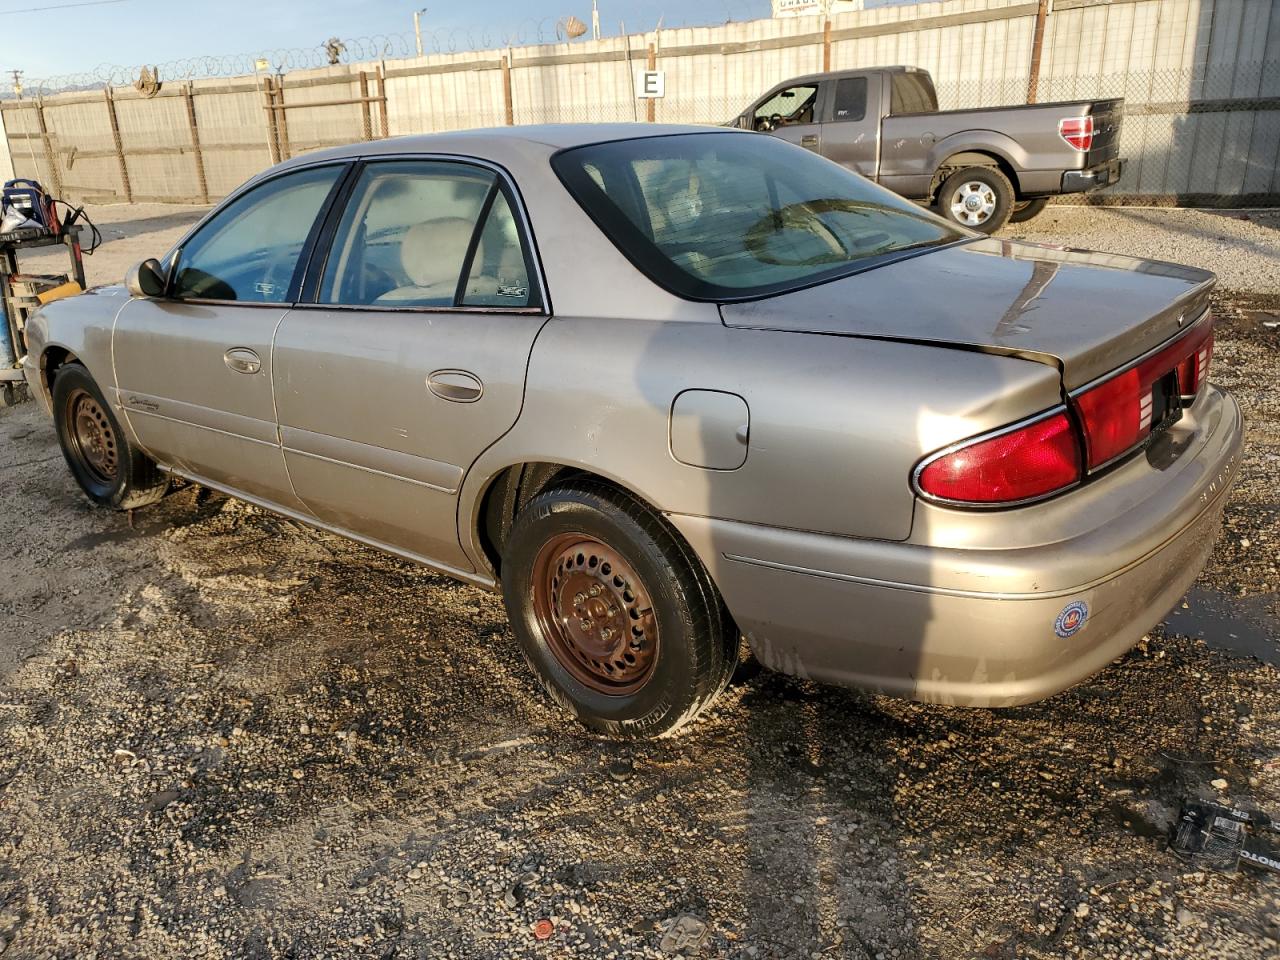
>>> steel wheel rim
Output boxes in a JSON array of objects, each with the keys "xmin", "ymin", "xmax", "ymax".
[
  {"xmin": 531, "ymin": 533, "xmax": 659, "ymax": 696},
  {"xmin": 67, "ymin": 388, "xmax": 119, "ymax": 483},
  {"xmin": 949, "ymin": 181, "xmax": 997, "ymax": 226}
]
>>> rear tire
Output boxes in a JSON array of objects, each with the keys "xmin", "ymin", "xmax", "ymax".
[
  {"xmin": 52, "ymin": 363, "xmax": 168, "ymax": 510},
  {"xmin": 1010, "ymin": 197, "xmax": 1050, "ymax": 224},
  {"xmin": 934, "ymin": 166, "xmax": 1014, "ymax": 234},
  {"xmin": 501, "ymin": 478, "xmax": 737, "ymax": 739}
]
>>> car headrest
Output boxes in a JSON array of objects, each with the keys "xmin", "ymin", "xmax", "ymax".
[{"xmin": 401, "ymin": 218, "xmax": 482, "ymax": 289}]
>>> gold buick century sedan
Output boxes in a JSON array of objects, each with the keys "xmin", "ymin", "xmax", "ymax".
[{"xmin": 24, "ymin": 125, "xmax": 1242, "ymax": 738}]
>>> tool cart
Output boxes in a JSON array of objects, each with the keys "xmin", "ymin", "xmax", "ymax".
[{"xmin": 0, "ymin": 224, "xmax": 88, "ymax": 406}]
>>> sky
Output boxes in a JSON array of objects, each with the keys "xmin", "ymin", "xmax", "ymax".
[{"xmin": 0, "ymin": 0, "xmax": 779, "ymax": 81}]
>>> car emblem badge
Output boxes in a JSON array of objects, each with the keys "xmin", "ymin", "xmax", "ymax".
[{"xmin": 1055, "ymin": 600, "xmax": 1089, "ymax": 639}]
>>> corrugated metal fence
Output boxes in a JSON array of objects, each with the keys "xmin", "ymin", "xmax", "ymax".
[{"xmin": 2, "ymin": 0, "xmax": 1278, "ymax": 206}]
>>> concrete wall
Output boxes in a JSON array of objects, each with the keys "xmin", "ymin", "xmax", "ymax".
[{"xmin": 2, "ymin": 0, "xmax": 1277, "ymax": 206}]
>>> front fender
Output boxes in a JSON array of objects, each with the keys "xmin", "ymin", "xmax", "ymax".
[{"xmin": 23, "ymin": 284, "xmax": 131, "ymax": 416}]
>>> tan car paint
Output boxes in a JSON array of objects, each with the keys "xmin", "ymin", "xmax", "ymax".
[{"xmin": 23, "ymin": 125, "xmax": 1243, "ymax": 709}]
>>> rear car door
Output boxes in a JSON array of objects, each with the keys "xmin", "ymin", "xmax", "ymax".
[
  {"xmin": 113, "ymin": 163, "xmax": 348, "ymax": 509},
  {"xmin": 817, "ymin": 74, "xmax": 880, "ymax": 177},
  {"xmin": 271, "ymin": 158, "xmax": 547, "ymax": 573},
  {"xmin": 754, "ymin": 81, "xmax": 825, "ymax": 153}
]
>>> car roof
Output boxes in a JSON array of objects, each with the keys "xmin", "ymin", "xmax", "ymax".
[{"xmin": 270, "ymin": 123, "xmax": 735, "ymax": 173}]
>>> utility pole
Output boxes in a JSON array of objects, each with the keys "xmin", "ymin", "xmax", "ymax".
[
  {"xmin": 591, "ymin": 0, "xmax": 600, "ymax": 40},
  {"xmin": 9, "ymin": 69, "xmax": 22, "ymax": 99},
  {"xmin": 414, "ymin": 7, "xmax": 426, "ymax": 57}
]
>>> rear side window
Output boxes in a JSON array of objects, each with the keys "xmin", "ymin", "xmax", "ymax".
[
  {"xmin": 552, "ymin": 132, "xmax": 962, "ymax": 301},
  {"xmin": 832, "ymin": 77, "xmax": 867, "ymax": 122},
  {"xmin": 172, "ymin": 165, "xmax": 343, "ymax": 303},
  {"xmin": 890, "ymin": 73, "xmax": 937, "ymax": 115},
  {"xmin": 317, "ymin": 160, "xmax": 538, "ymax": 310}
]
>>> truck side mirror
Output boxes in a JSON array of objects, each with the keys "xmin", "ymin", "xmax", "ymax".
[{"xmin": 126, "ymin": 258, "xmax": 166, "ymax": 298}]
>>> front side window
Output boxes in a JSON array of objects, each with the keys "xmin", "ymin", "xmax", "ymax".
[
  {"xmin": 552, "ymin": 132, "xmax": 964, "ymax": 301},
  {"xmin": 832, "ymin": 77, "xmax": 867, "ymax": 122},
  {"xmin": 172, "ymin": 165, "xmax": 343, "ymax": 302},
  {"xmin": 319, "ymin": 161, "xmax": 536, "ymax": 309},
  {"xmin": 754, "ymin": 83, "xmax": 819, "ymax": 130}
]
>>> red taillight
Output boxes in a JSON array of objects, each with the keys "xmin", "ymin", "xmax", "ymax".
[
  {"xmin": 1059, "ymin": 116, "xmax": 1095, "ymax": 151},
  {"xmin": 915, "ymin": 411, "xmax": 1082, "ymax": 505},
  {"xmin": 1072, "ymin": 316, "xmax": 1214, "ymax": 470},
  {"xmin": 1176, "ymin": 330, "xmax": 1214, "ymax": 397}
]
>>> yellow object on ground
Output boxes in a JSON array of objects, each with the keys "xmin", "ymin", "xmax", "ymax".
[{"xmin": 36, "ymin": 280, "xmax": 82, "ymax": 305}]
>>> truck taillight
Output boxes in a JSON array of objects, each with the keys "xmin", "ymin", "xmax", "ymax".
[
  {"xmin": 1072, "ymin": 315, "xmax": 1214, "ymax": 470},
  {"xmin": 1059, "ymin": 116, "xmax": 1094, "ymax": 151},
  {"xmin": 914, "ymin": 411, "xmax": 1082, "ymax": 506}
]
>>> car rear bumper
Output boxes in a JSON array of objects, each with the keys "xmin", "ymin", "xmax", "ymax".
[
  {"xmin": 1062, "ymin": 157, "xmax": 1124, "ymax": 194},
  {"xmin": 668, "ymin": 385, "xmax": 1242, "ymax": 707}
]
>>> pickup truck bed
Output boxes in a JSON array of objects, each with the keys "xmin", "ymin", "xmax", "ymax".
[{"xmin": 735, "ymin": 66, "xmax": 1124, "ymax": 232}]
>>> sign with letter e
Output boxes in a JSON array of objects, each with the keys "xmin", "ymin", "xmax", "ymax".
[{"xmin": 635, "ymin": 70, "xmax": 666, "ymax": 99}]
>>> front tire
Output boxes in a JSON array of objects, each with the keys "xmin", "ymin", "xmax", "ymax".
[
  {"xmin": 52, "ymin": 363, "xmax": 168, "ymax": 510},
  {"xmin": 935, "ymin": 166, "xmax": 1014, "ymax": 234},
  {"xmin": 501, "ymin": 478, "xmax": 737, "ymax": 739}
]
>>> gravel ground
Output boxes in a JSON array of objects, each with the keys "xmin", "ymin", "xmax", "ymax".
[{"xmin": 0, "ymin": 203, "xmax": 1278, "ymax": 959}]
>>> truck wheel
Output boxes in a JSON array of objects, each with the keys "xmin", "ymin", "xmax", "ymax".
[
  {"xmin": 935, "ymin": 166, "xmax": 1014, "ymax": 234},
  {"xmin": 52, "ymin": 363, "xmax": 169, "ymax": 510},
  {"xmin": 501, "ymin": 478, "xmax": 738, "ymax": 739},
  {"xmin": 1010, "ymin": 197, "xmax": 1050, "ymax": 224}
]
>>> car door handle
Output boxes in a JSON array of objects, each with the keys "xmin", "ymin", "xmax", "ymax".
[
  {"xmin": 427, "ymin": 369, "xmax": 484, "ymax": 403},
  {"xmin": 224, "ymin": 347, "xmax": 262, "ymax": 375},
  {"xmin": 801, "ymin": 135, "xmax": 819, "ymax": 147}
]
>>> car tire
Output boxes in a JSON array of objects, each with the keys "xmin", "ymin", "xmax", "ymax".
[
  {"xmin": 52, "ymin": 363, "xmax": 168, "ymax": 510},
  {"xmin": 501, "ymin": 478, "xmax": 738, "ymax": 739},
  {"xmin": 935, "ymin": 165, "xmax": 1015, "ymax": 234},
  {"xmin": 1009, "ymin": 197, "xmax": 1050, "ymax": 224}
]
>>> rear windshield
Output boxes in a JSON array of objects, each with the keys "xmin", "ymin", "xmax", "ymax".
[{"xmin": 551, "ymin": 132, "xmax": 963, "ymax": 301}]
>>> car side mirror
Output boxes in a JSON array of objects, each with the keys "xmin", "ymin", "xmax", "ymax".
[{"xmin": 126, "ymin": 258, "xmax": 166, "ymax": 298}]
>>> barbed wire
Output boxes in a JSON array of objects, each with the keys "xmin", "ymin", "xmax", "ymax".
[{"xmin": 9, "ymin": 9, "xmax": 763, "ymax": 96}]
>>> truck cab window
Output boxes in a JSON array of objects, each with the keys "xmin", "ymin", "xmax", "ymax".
[{"xmin": 832, "ymin": 77, "xmax": 868, "ymax": 122}]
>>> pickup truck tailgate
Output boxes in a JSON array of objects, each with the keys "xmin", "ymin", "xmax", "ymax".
[
  {"xmin": 1086, "ymin": 98, "xmax": 1124, "ymax": 166},
  {"xmin": 720, "ymin": 237, "xmax": 1214, "ymax": 391}
]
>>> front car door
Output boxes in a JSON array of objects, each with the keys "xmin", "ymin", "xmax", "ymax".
[
  {"xmin": 271, "ymin": 157, "xmax": 548, "ymax": 574},
  {"xmin": 754, "ymin": 81, "xmax": 825, "ymax": 153},
  {"xmin": 817, "ymin": 74, "xmax": 881, "ymax": 177},
  {"xmin": 112, "ymin": 163, "xmax": 348, "ymax": 509}
]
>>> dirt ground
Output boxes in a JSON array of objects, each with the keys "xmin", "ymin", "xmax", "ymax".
[{"xmin": 1, "ymin": 204, "xmax": 1278, "ymax": 959}]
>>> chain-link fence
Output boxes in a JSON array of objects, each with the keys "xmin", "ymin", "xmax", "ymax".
[{"xmin": 3, "ymin": 0, "xmax": 1278, "ymax": 207}]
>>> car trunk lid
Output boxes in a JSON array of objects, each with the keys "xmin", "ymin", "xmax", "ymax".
[{"xmin": 719, "ymin": 237, "xmax": 1213, "ymax": 391}]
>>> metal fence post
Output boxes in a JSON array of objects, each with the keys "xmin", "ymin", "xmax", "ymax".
[
  {"xmin": 273, "ymin": 76, "xmax": 291, "ymax": 161},
  {"xmin": 183, "ymin": 82, "xmax": 209, "ymax": 204},
  {"xmin": 501, "ymin": 55, "xmax": 514, "ymax": 126},
  {"xmin": 1027, "ymin": 0, "xmax": 1049, "ymax": 104},
  {"xmin": 377, "ymin": 63, "xmax": 390, "ymax": 137},
  {"xmin": 359, "ymin": 71, "xmax": 373, "ymax": 140},
  {"xmin": 646, "ymin": 43, "xmax": 656, "ymax": 122},
  {"xmin": 33, "ymin": 97, "xmax": 62, "ymax": 197},
  {"xmin": 103, "ymin": 87, "xmax": 132, "ymax": 203},
  {"xmin": 261, "ymin": 76, "xmax": 281, "ymax": 165}
]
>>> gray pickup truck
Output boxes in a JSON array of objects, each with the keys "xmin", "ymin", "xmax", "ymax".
[{"xmin": 733, "ymin": 65, "xmax": 1124, "ymax": 233}]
